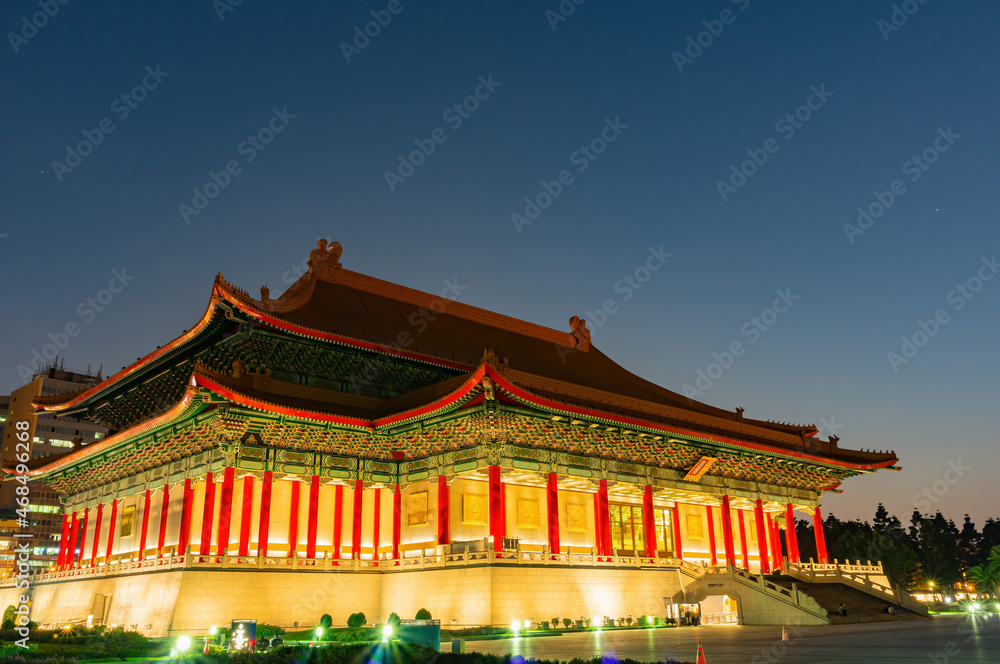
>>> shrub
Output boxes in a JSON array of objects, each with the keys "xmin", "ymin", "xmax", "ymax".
[
  {"xmin": 101, "ymin": 627, "xmax": 149, "ymax": 658},
  {"xmin": 347, "ymin": 612, "xmax": 367, "ymax": 628},
  {"xmin": 415, "ymin": 608, "xmax": 432, "ymax": 620},
  {"xmin": 562, "ymin": 618, "xmax": 572, "ymax": 628},
  {"xmin": 551, "ymin": 617, "xmax": 559, "ymax": 628},
  {"xmin": 1, "ymin": 619, "xmax": 14, "ymax": 630},
  {"xmin": 335, "ymin": 627, "xmax": 379, "ymax": 643},
  {"xmin": 320, "ymin": 614, "xmax": 333, "ymax": 629},
  {"xmin": 388, "ymin": 612, "xmax": 401, "ymax": 626},
  {"xmin": 258, "ymin": 623, "xmax": 285, "ymax": 640}
]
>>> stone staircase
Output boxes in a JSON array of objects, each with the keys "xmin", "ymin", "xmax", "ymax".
[{"xmin": 767, "ymin": 575, "xmax": 928, "ymax": 624}]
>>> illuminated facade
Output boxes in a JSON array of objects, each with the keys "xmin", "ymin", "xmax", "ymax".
[{"xmin": 0, "ymin": 241, "xmax": 900, "ymax": 634}]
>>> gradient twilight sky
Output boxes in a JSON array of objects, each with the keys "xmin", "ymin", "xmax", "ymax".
[{"xmin": 2, "ymin": 2, "xmax": 998, "ymax": 524}]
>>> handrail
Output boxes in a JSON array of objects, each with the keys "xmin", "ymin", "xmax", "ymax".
[{"xmin": 4, "ymin": 545, "xmax": 710, "ymax": 586}]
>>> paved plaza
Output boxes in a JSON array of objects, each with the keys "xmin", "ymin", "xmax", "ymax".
[{"xmin": 453, "ymin": 614, "xmax": 1000, "ymax": 663}]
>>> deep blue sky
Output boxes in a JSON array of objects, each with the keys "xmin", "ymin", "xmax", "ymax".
[{"xmin": 2, "ymin": 2, "xmax": 998, "ymax": 524}]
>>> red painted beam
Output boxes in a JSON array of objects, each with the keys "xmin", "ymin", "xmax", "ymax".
[
  {"xmin": 238, "ymin": 476, "xmax": 254, "ymax": 557},
  {"xmin": 258, "ymin": 471, "xmax": 273, "ymax": 558},
  {"xmin": 307, "ymin": 475, "xmax": 320, "ymax": 559},
  {"xmin": 547, "ymin": 473, "xmax": 560, "ymax": 555}
]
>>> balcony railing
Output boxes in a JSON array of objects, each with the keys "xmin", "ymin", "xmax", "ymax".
[{"xmin": 1, "ymin": 545, "xmax": 705, "ymax": 586}]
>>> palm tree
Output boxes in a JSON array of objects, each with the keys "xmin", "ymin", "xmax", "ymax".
[{"xmin": 966, "ymin": 545, "xmax": 1000, "ymax": 600}]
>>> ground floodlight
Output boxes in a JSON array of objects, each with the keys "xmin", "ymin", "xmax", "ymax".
[
  {"xmin": 511, "ymin": 621, "xmax": 519, "ymax": 632},
  {"xmin": 209, "ymin": 625, "xmax": 217, "ymax": 635},
  {"xmin": 316, "ymin": 626, "xmax": 324, "ymax": 637},
  {"xmin": 523, "ymin": 619, "xmax": 530, "ymax": 629},
  {"xmin": 177, "ymin": 636, "xmax": 191, "ymax": 650},
  {"xmin": 383, "ymin": 624, "xmax": 393, "ymax": 639}
]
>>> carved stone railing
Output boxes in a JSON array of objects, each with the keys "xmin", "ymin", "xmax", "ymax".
[
  {"xmin": 3, "ymin": 545, "xmax": 709, "ymax": 586},
  {"xmin": 701, "ymin": 566, "xmax": 829, "ymax": 621}
]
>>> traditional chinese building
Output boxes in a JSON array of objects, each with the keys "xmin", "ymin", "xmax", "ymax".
[{"xmin": 0, "ymin": 241, "xmax": 901, "ymax": 634}]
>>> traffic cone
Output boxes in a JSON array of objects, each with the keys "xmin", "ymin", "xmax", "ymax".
[
  {"xmin": 203, "ymin": 638, "xmax": 210, "ymax": 654},
  {"xmin": 696, "ymin": 640, "xmax": 707, "ymax": 664},
  {"xmin": 781, "ymin": 626, "xmax": 789, "ymax": 642}
]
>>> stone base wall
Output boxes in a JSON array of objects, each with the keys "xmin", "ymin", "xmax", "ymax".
[{"xmin": 9, "ymin": 565, "xmax": 686, "ymax": 637}]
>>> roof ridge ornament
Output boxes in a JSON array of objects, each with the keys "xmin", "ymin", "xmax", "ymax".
[
  {"xmin": 569, "ymin": 316, "xmax": 591, "ymax": 351},
  {"xmin": 480, "ymin": 347, "xmax": 509, "ymax": 377},
  {"xmin": 308, "ymin": 239, "xmax": 343, "ymax": 280}
]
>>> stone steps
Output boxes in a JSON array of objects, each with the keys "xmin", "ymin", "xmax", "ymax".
[{"xmin": 766, "ymin": 576, "xmax": 927, "ymax": 624}]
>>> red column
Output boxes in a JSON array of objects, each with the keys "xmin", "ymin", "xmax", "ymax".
[
  {"xmin": 351, "ymin": 480, "xmax": 363, "ymax": 558},
  {"xmin": 720, "ymin": 496, "xmax": 735, "ymax": 567},
  {"xmin": 258, "ymin": 471, "xmax": 273, "ymax": 557},
  {"xmin": 306, "ymin": 475, "xmax": 320, "ymax": 559},
  {"xmin": 642, "ymin": 485, "xmax": 656, "ymax": 558},
  {"xmin": 437, "ymin": 476, "xmax": 450, "ymax": 545},
  {"xmin": 593, "ymin": 492, "xmax": 603, "ymax": 555},
  {"xmin": 333, "ymin": 484, "xmax": 343, "ymax": 559},
  {"xmin": 157, "ymin": 485, "xmax": 170, "ymax": 554},
  {"xmin": 392, "ymin": 484, "xmax": 401, "ymax": 560},
  {"xmin": 217, "ymin": 467, "xmax": 235, "ymax": 556},
  {"xmin": 66, "ymin": 512, "xmax": 79, "ymax": 569},
  {"xmin": 288, "ymin": 480, "xmax": 301, "ymax": 557},
  {"xmin": 177, "ymin": 479, "xmax": 194, "ymax": 555},
  {"xmin": 547, "ymin": 473, "xmax": 560, "ymax": 555},
  {"xmin": 238, "ymin": 476, "xmax": 254, "ymax": 557},
  {"xmin": 57, "ymin": 514, "xmax": 71, "ymax": 570},
  {"xmin": 767, "ymin": 512, "xmax": 781, "ymax": 569},
  {"xmin": 500, "ymin": 482, "xmax": 507, "ymax": 539},
  {"xmin": 813, "ymin": 505, "xmax": 828, "ymax": 563},
  {"xmin": 785, "ymin": 503, "xmax": 799, "ymax": 563},
  {"xmin": 754, "ymin": 499, "xmax": 770, "ymax": 574},
  {"xmin": 489, "ymin": 465, "xmax": 503, "ymax": 552},
  {"xmin": 105, "ymin": 499, "xmax": 118, "ymax": 563},
  {"xmin": 706, "ymin": 505, "xmax": 718, "ymax": 565},
  {"xmin": 738, "ymin": 510, "xmax": 749, "ymax": 569},
  {"xmin": 77, "ymin": 508, "xmax": 89, "ymax": 567},
  {"xmin": 672, "ymin": 503, "xmax": 683, "ymax": 560},
  {"xmin": 138, "ymin": 490, "xmax": 151, "ymax": 560},
  {"xmin": 89, "ymin": 504, "xmax": 103, "ymax": 567},
  {"xmin": 372, "ymin": 487, "xmax": 382, "ymax": 563},
  {"xmin": 199, "ymin": 472, "xmax": 216, "ymax": 555},
  {"xmin": 598, "ymin": 479, "xmax": 612, "ymax": 555}
]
